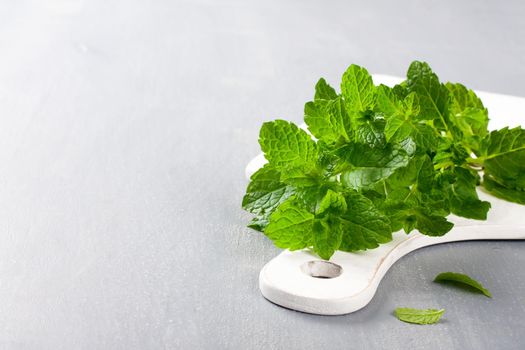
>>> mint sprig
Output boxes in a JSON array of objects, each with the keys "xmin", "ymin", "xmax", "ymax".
[{"xmin": 242, "ymin": 61, "xmax": 525, "ymax": 260}]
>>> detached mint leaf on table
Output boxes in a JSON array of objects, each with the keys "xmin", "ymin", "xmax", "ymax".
[
  {"xmin": 434, "ymin": 272, "xmax": 492, "ymax": 297},
  {"xmin": 394, "ymin": 307, "xmax": 445, "ymax": 325},
  {"xmin": 243, "ymin": 60, "xmax": 525, "ymax": 260}
]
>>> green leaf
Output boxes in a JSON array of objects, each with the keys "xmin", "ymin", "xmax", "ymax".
[
  {"xmin": 388, "ymin": 154, "xmax": 434, "ymax": 190},
  {"xmin": 385, "ymin": 117, "xmax": 437, "ymax": 152},
  {"xmin": 242, "ymin": 164, "xmax": 294, "ymax": 215},
  {"xmin": 376, "ymin": 85, "xmax": 437, "ymax": 152},
  {"xmin": 259, "ymin": 120, "xmax": 319, "ymax": 172},
  {"xmin": 341, "ymin": 64, "xmax": 375, "ymax": 112},
  {"xmin": 265, "ymin": 199, "xmax": 314, "ymax": 250},
  {"xmin": 406, "ymin": 61, "xmax": 450, "ymax": 131},
  {"xmin": 481, "ymin": 127, "xmax": 525, "ymax": 190},
  {"xmin": 339, "ymin": 191, "xmax": 392, "ymax": 251},
  {"xmin": 242, "ymin": 165, "xmax": 296, "ymax": 231},
  {"xmin": 314, "ymin": 78, "xmax": 338, "ymax": 101},
  {"xmin": 339, "ymin": 140, "xmax": 414, "ymax": 189},
  {"xmin": 434, "ymin": 272, "xmax": 492, "ymax": 297},
  {"xmin": 278, "ymin": 165, "xmax": 321, "ymax": 187},
  {"xmin": 433, "ymin": 138, "xmax": 470, "ymax": 169},
  {"xmin": 304, "ymin": 97, "xmax": 350, "ymax": 143},
  {"xmin": 447, "ymin": 167, "xmax": 491, "ymax": 220},
  {"xmin": 376, "ymin": 84, "xmax": 405, "ymax": 117},
  {"xmin": 312, "ymin": 216, "xmax": 343, "ymax": 260},
  {"xmin": 354, "ymin": 116, "xmax": 386, "ymax": 146},
  {"xmin": 317, "ymin": 189, "xmax": 347, "ymax": 215},
  {"xmin": 414, "ymin": 209, "xmax": 453, "ymax": 236},
  {"xmin": 247, "ymin": 216, "xmax": 269, "ymax": 232},
  {"xmin": 395, "ymin": 308, "xmax": 445, "ymax": 325},
  {"xmin": 446, "ymin": 82, "xmax": 488, "ymax": 145},
  {"xmin": 482, "ymin": 174, "xmax": 525, "ymax": 205}
]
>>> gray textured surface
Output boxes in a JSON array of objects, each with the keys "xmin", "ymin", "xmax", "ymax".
[{"xmin": 0, "ymin": 0, "xmax": 524, "ymax": 349}]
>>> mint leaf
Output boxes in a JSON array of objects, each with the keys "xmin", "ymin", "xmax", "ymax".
[
  {"xmin": 304, "ymin": 97, "xmax": 350, "ymax": 143},
  {"xmin": 354, "ymin": 116, "xmax": 386, "ymax": 146},
  {"xmin": 406, "ymin": 61, "xmax": 450, "ymax": 132},
  {"xmin": 395, "ymin": 308, "xmax": 445, "ymax": 325},
  {"xmin": 379, "ymin": 155, "xmax": 455, "ymax": 236},
  {"xmin": 339, "ymin": 140, "xmax": 414, "ymax": 189},
  {"xmin": 247, "ymin": 216, "xmax": 269, "ymax": 232},
  {"xmin": 311, "ymin": 190, "xmax": 347, "ymax": 259},
  {"xmin": 482, "ymin": 174, "xmax": 525, "ymax": 205},
  {"xmin": 265, "ymin": 199, "xmax": 314, "ymax": 250},
  {"xmin": 341, "ymin": 64, "xmax": 375, "ymax": 112},
  {"xmin": 242, "ymin": 165, "xmax": 295, "ymax": 231},
  {"xmin": 339, "ymin": 191, "xmax": 392, "ymax": 251},
  {"xmin": 313, "ymin": 216, "xmax": 343, "ymax": 260},
  {"xmin": 433, "ymin": 138, "xmax": 470, "ymax": 169},
  {"xmin": 377, "ymin": 88, "xmax": 438, "ymax": 152},
  {"xmin": 317, "ymin": 189, "xmax": 347, "ymax": 215},
  {"xmin": 447, "ymin": 167, "xmax": 491, "ymax": 220},
  {"xmin": 414, "ymin": 210, "xmax": 453, "ymax": 236},
  {"xmin": 376, "ymin": 84, "xmax": 406, "ymax": 117},
  {"xmin": 446, "ymin": 82, "xmax": 488, "ymax": 152},
  {"xmin": 314, "ymin": 78, "xmax": 338, "ymax": 101},
  {"xmin": 434, "ymin": 272, "xmax": 492, "ymax": 297},
  {"xmin": 481, "ymin": 127, "xmax": 525, "ymax": 190},
  {"xmin": 259, "ymin": 120, "xmax": 318, "ymax": 171},
  {"xmin": 242, "ymin": 164, "xmax": 294, "ymax": 215}
]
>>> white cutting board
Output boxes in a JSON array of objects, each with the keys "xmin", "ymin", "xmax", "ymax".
[{"xmin": 246, "ymin": 75, "xmax": 525, "ymax": 315}]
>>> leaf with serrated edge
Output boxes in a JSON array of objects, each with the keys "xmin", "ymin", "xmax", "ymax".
[
  {"xmin": 314, "ymin": 78, "xmax": 338, "ymax": 101},
  {"xmin": 339, "ymin": 191, "xmax": 392, "ymax": 251},
  {"xmin": 259, "ymin": 120, "xmax": 318, "ymax": 172},
  {"xmin": 304, "ymin": 97, "xmax": 350, "ymax": 143},
  {"xmin": 341, "ymin": 64, "xmax": 375, "ymax": 112},
  {"xmin": 242, "ymin": 164, "xmax": 294, "ymax": 215},
  {"xmin": 406, "ymin": 61, "xmax": 450, "ymax": 131},
  {"xmin": 313, "ymin": 216, "xmax": 343, "ymax": 260},
  {"xmin": 483, "ymin": 174, "xmax": 525, "ymax": 205},
  {"xmin": 265, "ymin": 199, "xmax": 314, "ymax": 251},
  {"xmin": 340, "ymin": 141, "xmax": 413, "ymax": 189},
  {"xmin": 446, "ymin": 82, "xmax": 488, "ymax": 142},
  {"xmin": 481, "ymin": 127, "xmax": 525, "ymax": 190}
]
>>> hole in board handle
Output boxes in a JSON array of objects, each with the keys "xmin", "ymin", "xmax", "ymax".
[{"xmin": 300, "ymin": 260, "xmax": 343, "ymax": 279}]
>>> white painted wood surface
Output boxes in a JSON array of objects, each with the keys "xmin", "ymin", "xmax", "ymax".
[{"xmin": 247, "ymin": 76, "xmax": 525, "ymax": 315}]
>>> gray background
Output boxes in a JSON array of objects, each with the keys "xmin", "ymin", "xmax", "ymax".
[{"xmin": 0, "ymin": 0, "xmax": 524, "ymax": 349}]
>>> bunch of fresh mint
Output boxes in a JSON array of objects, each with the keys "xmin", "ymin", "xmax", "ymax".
[{"xmin": 242, "ymin": 61, "xmax": 525, "ymax": 260}]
